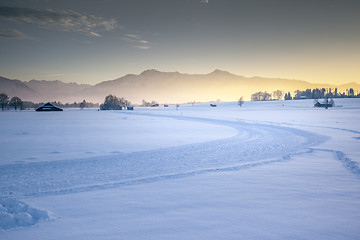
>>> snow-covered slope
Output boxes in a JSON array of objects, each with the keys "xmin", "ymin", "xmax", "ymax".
[{"xmin": 1, "ymin": 99, "xmax": 359, "ymax": 239}]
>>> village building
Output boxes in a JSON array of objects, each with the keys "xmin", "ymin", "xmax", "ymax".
[{"xmin": 36, "ymin": 102, "xmax": 63, "ymax": 112}]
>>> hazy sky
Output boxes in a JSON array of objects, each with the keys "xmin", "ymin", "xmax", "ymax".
[{"xmin": 0, "ymin": 0, "xmax": 359, "ymax": 85}]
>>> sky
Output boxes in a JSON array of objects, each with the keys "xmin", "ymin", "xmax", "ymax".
[{"xmin": 0, "ymin": 0, "xmax": 359, "ymax": 85}]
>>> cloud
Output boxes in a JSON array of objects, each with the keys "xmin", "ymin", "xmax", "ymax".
[
  {"xmin": 0, "ymin": 6, "xmax": 117, "ymax": 37},
  {"xmin": 201, "ymin": 0, "xmax": 209, "ymax": 3},
  {"xmin": 134, "ymin": 45, "xmax": 151, "ymax": 50},
  {"xmin": 122, "ymin": 33, "xmax": 152, "ymax": 50},
  {"xmin": 0, "ymin": 29, "xmax": 33, "ymax": 39}
]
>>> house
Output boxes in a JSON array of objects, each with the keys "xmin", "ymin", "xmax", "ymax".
[
  {"xmin": 36, "ymin": 102, "xmax": 63, "ymax": 112},
  {"xmin": 314, "ymin": 99, "xmax": 333, "ymax": 109},
  {"xmin": 127, "ymin": 105, "xmax": 134, "ymax": 110}
]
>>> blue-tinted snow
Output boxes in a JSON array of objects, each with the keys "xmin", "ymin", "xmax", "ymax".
[{"xmin": 1, "ymin": 98, "xmax": 360, "ymax": 239}]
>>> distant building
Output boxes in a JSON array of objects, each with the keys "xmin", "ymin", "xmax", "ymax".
[
  {"xmin": 127, "ymin": 105, "xmax": 134, "ymax": 110},
  {"xmin": 210, "ymin": 104, "xmax": 217, "ymax": 107},
  {"xmin": 36, "ymin": 102, "xmax": 63, "ymax": 112},
  {"xmin": 314, "ymin": 99, "xmax": 333, "ymax": 109}
]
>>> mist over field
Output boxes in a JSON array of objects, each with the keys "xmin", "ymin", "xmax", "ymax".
[{"xmin": 2, "ymin": 70, "xmax": 360, "ymax": 104}]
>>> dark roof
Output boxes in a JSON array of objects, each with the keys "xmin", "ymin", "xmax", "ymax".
[{"xmin": 36, "ymin": 102, "xmax": 63, "ymax": 111}]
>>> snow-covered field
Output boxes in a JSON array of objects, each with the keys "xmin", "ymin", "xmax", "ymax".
[{"xmin": 1, "ymin": 99, "xmax": 360, "ymax": 239}]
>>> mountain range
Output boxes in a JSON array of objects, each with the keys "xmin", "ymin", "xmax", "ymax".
[{"xmin": 1, "ymin": 70, "xmax": 359, "ymax": 104}]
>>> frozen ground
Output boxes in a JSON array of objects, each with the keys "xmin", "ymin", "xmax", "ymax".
[{"xmin": 1, "ymin": 98, "xmax": 360, "ymax": 239}]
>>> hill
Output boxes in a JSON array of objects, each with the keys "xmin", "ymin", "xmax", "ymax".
[
  {"xmin": 0, "ymin": 76, "xmax": 39, "ymax": 100},
  {"xmin": 1, "ymin": 70, "xmax": 359, "ymax": 104},
  {"xmin": 25, "ymin": 80, "xmax": 91, "ymax": 103}
]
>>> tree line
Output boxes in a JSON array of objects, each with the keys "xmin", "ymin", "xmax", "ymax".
[
  {"xmin": 42, "ymin": 100, "xmax": 99, "ymax": 109},
  {"xmin": 251, "ymin": 90, "xmax": 284, "ymax": 101},
  {"xmin": 251, "ymin": 88, "xmax": 360, "ymax": 101},
  {"xmin": 0, "ymin": 93, "xmax": 99, "ymax": 111},
  {"xmin": 0, "ymin": 93, "xmax": 24, "ymax": 111},
  {"xmin": 290, "ymin": 87, "xmax": 359, "ymax": 100},
  {"xmin": 99, "ymin": 95, "xmax": 162, "ymax": 110}
]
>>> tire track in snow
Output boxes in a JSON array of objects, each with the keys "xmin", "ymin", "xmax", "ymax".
[
  {"xmin": 258, "ymin": 120, "xmax": 360, "ymax": 135},
  {"xmin": 0, "ymin": 114, "xmax": 327, "ymax": 198},
  {"xmin": 23, "ymin": 152, "xmax": 304, "ymax": 197},
  {"xmin": 248, "ymin": 118, "xmax": 360, "ymax": 178},
  {"xmin": 311, "ymin": 148, "xmax": 360, "ymax": 177}
]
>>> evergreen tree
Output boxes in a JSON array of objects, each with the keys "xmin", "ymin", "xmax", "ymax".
[
  {"xmin": 349, "ymin": 88, "xmax": 354, "ymax": 97},
  {"xmin": 284, "ymin": 92, "xmax": 292, "ymax": 100}
]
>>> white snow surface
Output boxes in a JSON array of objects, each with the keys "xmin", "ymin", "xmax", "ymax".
[
  {"xmin": 0, "ymin": 109, "xmax": 237, "ymax": 164},
  {"xmin": 1, "ymin": 99, "xmax": 360, "ymax": 239},
  {"xmin": 0, "ymin": 198, "xmax": 49, "ymax": 230}
]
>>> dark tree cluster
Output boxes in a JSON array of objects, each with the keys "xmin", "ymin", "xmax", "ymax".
[
  {"xmin": 0, "ymin": 93, "xmax": 24, "ymax": 111},
  {"xmin": 284, "ymin": 92, "xmax": 292, "ymax": 100},
  {"xmin": 0, "ymin": 92, "xmax": 99, "ymax": 110},
  {"xmin": 291, "ymin": 88, "xmax": 359, "ymax": 100},
  {"xmin": 100, "ymin": 95, "xmax": 130, "ymax": 110}
]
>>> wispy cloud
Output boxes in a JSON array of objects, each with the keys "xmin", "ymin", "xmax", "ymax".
[
  {"xmin": 0, "ymin": 6, "xmax": 117, "ymax": 37},
  {"xmin": 134, "ymin": 45, "xmax": 151, "ymax": 50},
  {"xmin": 122, "ymin": 33, "xmax": 152, "ymax": 50},
  {"xmin": 0, "ymin": 29, "xmax": 33, "ymax": 39}
]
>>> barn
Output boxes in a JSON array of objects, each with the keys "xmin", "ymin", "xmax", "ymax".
[{"xmin": 36, "ymin": 102, "xmax": 63, "ymax": 112}]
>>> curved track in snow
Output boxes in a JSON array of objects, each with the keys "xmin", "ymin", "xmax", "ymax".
[{"xmin": 0, "ymin": 114, "xmax": 327, "ymax": 198}]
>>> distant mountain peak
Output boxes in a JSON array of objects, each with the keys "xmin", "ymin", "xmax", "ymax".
[
  {"xmin": 140, "ymin": 69, "xmax": 160, "ymax": 76},
  {"xmin": 2, "ymin": 70, "xmax": 359, "ymax": 104},
  {"xmin": 208, "ymin": 69, "xmax": 233, "ymax": 76},
  {"xmin": 27, "ymin": 79, "xmax": 91, "ymax": 87}
]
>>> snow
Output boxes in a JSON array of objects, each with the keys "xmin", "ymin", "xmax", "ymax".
[
  {"xmin": 1, "ymin": 99, "xmax": 360, "ymax": 239},
  {"xmin": 0, "ymin": 109, "xmax": 237, "ymax": 165},
  {"xmin": 0, "ymin": 198, "xmax": 49, "ymax": 230}
]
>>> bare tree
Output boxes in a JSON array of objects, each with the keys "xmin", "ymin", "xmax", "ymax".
[
  {"xmin": 80, "ymin": 100, "xmax": 87, "ymax": 109},
  {"xmin": 238, "ymin": 96, "xmax": 244, "ymax": 107},
  {"xmin": 272, "ymin": 90, "xmax": 283, "ymax": 100},
  {"xmin": 9, "ymin": 96, "xmax": 23, "ymax": 111},
  {"xmin": 0, "ymin": 93, "xmax": 9, "ymax": 111},
  {"xmin": 251, "ymin": 91, "xmax": 271, "ymax": 101}
]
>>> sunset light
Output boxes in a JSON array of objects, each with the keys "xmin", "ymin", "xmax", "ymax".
[
  {"xmin": 1, "ymin": 1, "xmax": 360, "ymax": 239},
  {"xmin": 0, "ymin": 0, "xmax": 359, "ymax": 88}
]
